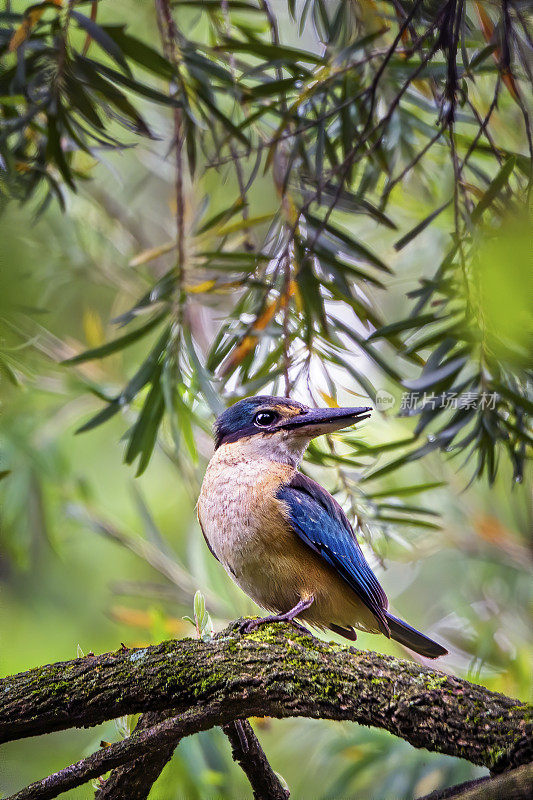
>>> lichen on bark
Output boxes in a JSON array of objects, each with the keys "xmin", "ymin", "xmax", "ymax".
[{"xmin": 1, "ymin": 620, "xmax": 531, "ymax": 776}]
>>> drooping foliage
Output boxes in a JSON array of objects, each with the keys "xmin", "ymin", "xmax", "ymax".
[
  {"xmin": 1, "ymin": 1, "xmax": 531, "ymax": 492},
  {"xmin": 1, "ymin": 4, "xmax": 532, "ymax": 798}
]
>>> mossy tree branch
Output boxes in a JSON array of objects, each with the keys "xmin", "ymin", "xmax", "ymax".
[
  {"xmin": 221, "ymin": 718, "xmax": 289, "ymax": 800},
  {"xmin": 94, "ymin": 710, "xmax": 178, "ymax": 800},
  {"xmin": 1, "ymin": 622, "xmax": 531, "ymax": 799},
  {"xmin": 418, "ymin": 762, "xmax": 533, "ymax": 800},
  {"xmin": 92, "ymin": 713, "xmax": 289, "ymax": 800}
]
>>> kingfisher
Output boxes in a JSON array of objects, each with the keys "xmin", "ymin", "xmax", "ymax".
[{"xmin": 198, "ymin": 396, "xmax": 447, "ymax": 658}]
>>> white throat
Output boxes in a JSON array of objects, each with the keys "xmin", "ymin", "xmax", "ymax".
[{"xmin": 220, "ymin": 431, "xmax": 309, "ymax": 467}]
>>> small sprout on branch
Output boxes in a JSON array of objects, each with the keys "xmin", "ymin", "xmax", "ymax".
[{"xmin": 183, "ymin": 589, "xmax": 214, "ymax": 641}]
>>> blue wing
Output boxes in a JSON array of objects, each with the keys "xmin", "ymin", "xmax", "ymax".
[{"xmin": 277, "ymin": 473, "xmax": 389, "ymax": 633}]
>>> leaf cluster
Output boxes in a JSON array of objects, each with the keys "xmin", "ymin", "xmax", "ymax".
[{"xmin": 2, "ymin": 0, "xmax": 531, "ymax": 494}]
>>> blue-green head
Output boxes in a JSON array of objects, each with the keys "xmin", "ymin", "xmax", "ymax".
[{"xmin": 214, "ymin": 395, "xmax": 371, "ymax": 458}]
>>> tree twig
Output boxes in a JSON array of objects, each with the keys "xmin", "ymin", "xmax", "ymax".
[
  {"xmin": 5, "ymin": 705, "xmax": 224, "ymax": 800},
  {"xmin": 416, "ymin": 761, "xmax": 533, "ymax": 800},
  {"xmin": 222, "ymin": 719, "xmax": 289, "ymax": 800},
  {"xmin": 94, "ymin": 711, "xmax": 177, "ymax": 800},
  {"xmin": 155, "ymin": 0, "xmax": 186, "ymax": 339}
]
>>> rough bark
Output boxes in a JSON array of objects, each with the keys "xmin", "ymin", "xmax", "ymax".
[
  {"xmin": 94, "ymin": 713, "xmax": 289, "ymax": 800},
  {"xmin": 2, "ymin": 621, "xmax": 530, "ymax": 775},
  {"xmin": 418, "ymin": 762, "xmax": 533, "ymax": 800},
  {"xmin": 94, "ymin": 711, "xmax": 176, "ymax": 800},
  {"xmin": 222, "ymin": 719, "xmax": 289, "ymax": 800},
  {"xmin": 5, "ymin": 704, "xmax": 235, "ymax": 800}
]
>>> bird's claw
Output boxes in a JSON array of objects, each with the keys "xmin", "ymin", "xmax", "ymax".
[
  {"xmin": 289, "ymin": 620, "xmax": 314, "ymax": 636},
  {"xmin": 237, "ymin": 618, "xmax": 262, "ymax": 635},
  {"xmin": 238, "ymin": 598, "xmax": 316, "ymax": 637},
  {"xmin": 237, "ymin": 616, "xmax": 313, "ymax": 637}
]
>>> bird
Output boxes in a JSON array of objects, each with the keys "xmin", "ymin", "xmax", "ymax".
[{"xmin": 197, "ymin": 395, "xmax": 448, "ymax": 659}]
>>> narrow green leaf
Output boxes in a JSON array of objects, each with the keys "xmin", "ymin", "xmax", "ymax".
[
  {"xmin": 403, "ymin": 356, "xmax": 467, "ymax": 392},
  {"xmin": 469, "ymin": 43, "xmax": 497, "ymax": 71},
  {"xmin": 101, "ymin": 27, "xmax": 174, "ymax": 79},
  {"xmin": 471, "ymin": 157, "xmax": 516, "ymax": 222},
  {"xmin": 244, "ymin": 76, "xmax": 296, "ymax": 100},
  {"xmin": 368, "ymin": 313, "xmax": 448, "ymax": 342},
  {"xmin": 394, "ymin": 201, "xmax": 451, "ymax": 251},
  {"xmin": 46, "ymin": 115, "xmax": 75, "ymax": 190},
  {"xmin": 174, "ymin": 0, "xmax": 262, "ymax": 8},
  {"xmin": 75, "ymin": 399, "xmax": 122, "ymax": 434},
  {"xmin": 331, "ymin": 316, "xmax": 402, "ymax": 383},
  {"xmin": 366, "ymin": 481, "xmax": 446, "ymax": 498},
  {"xmin": 493, "ymin": 381, "xmax": 533, "ymax": 416},
  {"xmin": 64, "ymin": 74, "xmax": 104, "ymax": 130},
  {"xmin": 197, "ymin": 197, "xmax": 246, "ymax": 235},
  {"xmin": 296, "ymin": 256, "xmax": 328, "ymax": 336},
  {"xmin": 313, "ymin": 245, "xmax": 386, "ymax": 288},
  {"xmin": 0, "ymin": 356, "xmax": 20, "ymax": 386},
  {"xmin": 127, "ymin": 379, "xmax": 165, "ymax": 476},
  {"xmin": 63, "ymin": 312, "xmax": 166, "ymax": 365},
  {"xmin": 75, "ymin": 327, "xmax": 170, "ymax": 434},
  {"xmin": 219, "ymin": 36, "xmax": 322, "ymax": 65},
  {"xmin": 345, "ymin": 436, "xmax": 417, "ymax": 455},
  {"xmin": 194, "ymin": 86, "xmax": 251, "ymax": 147},
  {"xmin": 377, "ymin": 502, "xmax": 439, "ymax": 517},
  {"xmin": 185, "ymin": 48, "xmax": 235, "ymax": 86},
  {"xmin": 322, "ymin": 349, "xmax": 377, "ymax": 401},
  {"xmin": 183, "ymin": 328, "xmax": 224, "ymax": 415},
  {"xmin": 79, "ymin": 56, "xmax": 181, "ymax": 106},
  {"xmin": 72, "ymin": 12, "xmax": 131, "ymax": 76},
  {"xmin": 306, "ymin": 212, "xmax": 391, "ymax": 273},
  {"xmin": 361, "ymin": 441, "xmax": 438, "ymax": 482},
  {"xmin": 374, "ymin": 514, "xmax": 441, "ymax": 530}
]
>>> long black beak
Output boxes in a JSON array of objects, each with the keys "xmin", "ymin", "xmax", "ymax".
[{"xmin": 281, "ymin": 406, "xmax": 372, "ymax": 438}]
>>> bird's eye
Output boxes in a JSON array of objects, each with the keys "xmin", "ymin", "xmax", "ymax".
[{"xmin": 254, "ymin": 410, "xmax": 278, "ymax": 427}]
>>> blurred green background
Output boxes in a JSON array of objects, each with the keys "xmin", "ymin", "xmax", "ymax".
[{"xmin": 1, "ymin": 1, "xmax": 532, "ymax": 799}]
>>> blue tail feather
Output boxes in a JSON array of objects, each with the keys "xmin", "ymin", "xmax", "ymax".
[{"xmin": 385, "ymin": 612, "xmax": 447, "ymax": 658}]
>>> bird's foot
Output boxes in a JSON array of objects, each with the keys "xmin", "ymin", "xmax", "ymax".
[
  {"xmin": 238, "ymin": 597, "xmax": 314, "ymax": 637},
  {"xmin": 238, "ymin": 616, "xmax": 311, "ymax": 636}
]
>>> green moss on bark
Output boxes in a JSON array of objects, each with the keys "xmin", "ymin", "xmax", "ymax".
[{"xmin": 0, "ymin": 620, "xmax": 530, "ymax": 771}]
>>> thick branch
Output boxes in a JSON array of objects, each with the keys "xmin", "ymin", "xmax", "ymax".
[
  {"xmin": 222, "ymin": 719, "xmax": 289, "ymax": 800},
  {"xmin": 94, "ymin": 711, "xmax": 177, "ymax": 800},
  {"xmin": 15, "ymin": 711, "xmax": 288, "ymax": 800},
  {"xmin": 6, "ymin": 704, "xmax": 233, "ymax": 800},
  {"xmin": 1, "ymin": 622, "xmax": 531, "ymax": 773},
  {"xmin": 97, "ymin": 709, "xmax": 289, "ymax": 800},
  {"xmin": 15, "ymin": 711, "xmax": 289, "ymax": 800},
  {"xmin": 418, "ymin": 762, "xmax": 533, "ymax": 800}
]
